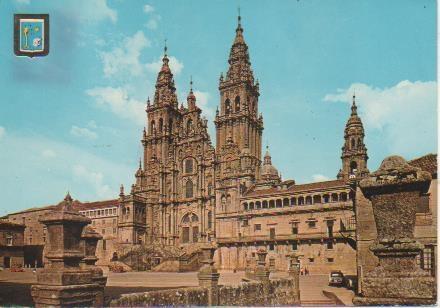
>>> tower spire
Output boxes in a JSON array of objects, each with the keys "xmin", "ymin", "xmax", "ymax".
[
  {"xmin": 164, "ymin": 38, "xmax": 168, "ymax": 57},
  {"xmin": 351, "ymin": 91, "xmax": 357, "ymax": 115},
  {"xmin": 237, "ymin": 6, "xmax": 242, "ymax": 29}
]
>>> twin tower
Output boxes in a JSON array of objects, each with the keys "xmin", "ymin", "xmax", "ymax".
[{"xmin": 117, "ymin": 15, "xmax": 368, "ymax": 246}]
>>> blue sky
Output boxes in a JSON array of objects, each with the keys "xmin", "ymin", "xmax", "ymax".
[{"xmin": 0, "ymin": 0, "xmax": 437, "ymax": 214}]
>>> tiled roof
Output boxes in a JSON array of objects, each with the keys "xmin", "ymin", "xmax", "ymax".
[
  {"xmin": 409, "ymin": 153, "xmax": 437, "ymax": 178},
  {"xmin": 7, "ymin": 199, "xmax": 119, "ymax": 216},
  {"xmin": 0, "ymin": 219, "xmax": 25, "ymax": 229},
  {"xmin": 73, "ymin": 199, "xmax": 119, "ymax": 211},
  {"xmin": 244, "ymin": 179, "xmax": 347, "ymax": 198}
]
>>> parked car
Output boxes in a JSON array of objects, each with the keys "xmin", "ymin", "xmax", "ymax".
[{"xmin": 328, "ymin": 270, "xmax": 344, "ymax": 286}]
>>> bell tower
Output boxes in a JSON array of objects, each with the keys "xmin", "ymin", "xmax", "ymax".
[
  {"xmin": 215, "ymin": 13, "xmax": 263, "ymax": 181},
  {"xmin": 337, "ymin": 94, "xmax": 369, "ymax": 180}
]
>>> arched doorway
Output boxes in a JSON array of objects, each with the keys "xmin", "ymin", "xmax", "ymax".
[{"xmin": 181, "ymin": 213, "xmax": 199, "ymax": 244}]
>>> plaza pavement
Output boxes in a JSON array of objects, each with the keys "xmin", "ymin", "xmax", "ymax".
[{"xmin": 0, "ymin": 269, "xmax": 354, "ymax": 306}]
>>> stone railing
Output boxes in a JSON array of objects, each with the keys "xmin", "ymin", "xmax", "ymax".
[{"xmin": 110, "ymin": 246, "xmax": 300, "ymax": 307}]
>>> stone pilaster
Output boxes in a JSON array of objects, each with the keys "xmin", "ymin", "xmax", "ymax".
[
  {"xmin": 353, "ymin": 156, "xmax": 436, "ymax": 305},
  {"xmin": 255, "ymin": 248, "xmax": 270, "ymax": 282},
  {"xmin": 31, "ymin": 194, "xmax": 99, "ymax": 307},
  {"xmin": 81, "ymin": 226, "xmax": 108, "ymax": 307},
  {"xmin": 286, "ymin": 253, "xmax": 301, "ymax": 301},
  {"xmin": 197, "ymin": 244, "xmax": 220, "ymax": 306}
]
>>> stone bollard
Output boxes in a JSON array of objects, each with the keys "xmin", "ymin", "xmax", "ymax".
[
  {"xmin": 197, "ymin": 244, "xmax": 220, "ymax": 306},
  {"xmin": 353, "ymin": 156, "xmax": 436, "ymax": 305},
  {"xmin": 31, "ymin": 193, "xmax": 99, "ymax": 307},
  {"xmin": 255, "ymin": 248, "xmax": 270, "ymax": 282},
  {"xmin": 81, "ymin": 226, "xmax": 108, "ymax": 307},
  {"xmin": 286, "ymin": 253, "xmax": 301, "ymax": 301}
]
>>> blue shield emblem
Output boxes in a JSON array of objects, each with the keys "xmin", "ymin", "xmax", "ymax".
[{"xmin": 14, "ymin": 14, "xmax": 49, "ymax": 57}]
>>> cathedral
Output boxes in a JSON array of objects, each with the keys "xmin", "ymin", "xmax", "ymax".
[
  {"xmin": 5, "ymin": 13, "xmax": 436, "ymax": 275},
  {"xmin": 115, "ymin": 14, "xmax": 368, "ymax": 273}
]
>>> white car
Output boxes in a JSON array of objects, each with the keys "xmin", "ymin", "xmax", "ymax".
[{"xmin": 328, "ymin": 271, "xmax": 344, "ymax": 286}]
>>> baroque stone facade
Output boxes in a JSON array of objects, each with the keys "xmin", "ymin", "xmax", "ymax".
[{"xmin": 2, "ymin": 15, "xmax": 436, "ymax": 278}]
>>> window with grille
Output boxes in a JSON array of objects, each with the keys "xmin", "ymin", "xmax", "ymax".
[
  {"xmin": 254, "ymin": 224, "xmax": 261, "ymax": 231},
  {"xmin": 416, "ymin": 245, "xmax": 435, "ymax": 276},
  {"xmin": 185, "ymin": 158, "xmax": 194, "ymax": 173},
  {"xmin": 185, "ymin": 180, "xmax": 193, "ymax": 198}
]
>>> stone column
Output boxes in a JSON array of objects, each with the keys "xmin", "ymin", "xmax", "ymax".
[
  {"xmin": 286, "ymin": 253, "xmax": 301, "ymax": 301},
  {"xmin": 353, "ymin": 156, "xmax": 436, "ymax": 305},
  {"xmin": 81, "ymin": 226, "xmax": 108, "ymax": 307},
  {"xmin": 31, "ymin": 193, "xmax": 99, "ymax": 307},
  {"xmin": 197, "ymin": 244, "xmax": 220, "ymax": 306},
  {"xmin": 255, "ymin": 248, "xmax": 270, "ymax": 282}
]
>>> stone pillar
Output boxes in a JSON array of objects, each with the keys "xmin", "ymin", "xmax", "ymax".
[
  {"xmin": 197, "ymin": 244, "xmax": 220, "ymax": 306},
  {"xmin": 353, "ymin": 156, "xmax": 436, "ymax": 305},
  {"xmin": 31, "ymin": 193, "xmax": 99, "ymax": 307},
  {"xmin": 255, "ymin": 248, "xmax": 270, "ymax": 282},
  {"xmin": 286, "ymin": 253, "xmax": 301, "ymax": 301},
  {"xmin": 81, "ymin": 226, "xmax": 108, "ymax": 307}
]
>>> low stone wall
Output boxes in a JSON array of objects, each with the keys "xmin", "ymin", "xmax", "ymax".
[
  {"xmin": 111, "ymin": 287, "xmax": 209, "ymax": 306},
  {"xmin": 110, "ymin": 278, "xmax": 299, "ymax": 306}
]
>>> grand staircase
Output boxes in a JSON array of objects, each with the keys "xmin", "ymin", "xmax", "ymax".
[{"xmin": 117, "ymin": 243, "xmax": 204, "ymax": 272}]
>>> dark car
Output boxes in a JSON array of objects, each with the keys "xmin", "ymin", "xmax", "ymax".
[{"xmin": 328, "ymin": 270, "xmax": 344, "ymax": 286}]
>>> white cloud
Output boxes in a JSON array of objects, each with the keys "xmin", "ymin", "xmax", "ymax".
[
  {"xmin": 0, "ymin": 132, "xmax": 132, "ymax": 211},
  {"xmin": 70, "ymin": 125, "xmax": 98, "ymax": 140},
  {"xmin": 100, "ymin": 31, "xmax": 151, "ymax": 78},
  {"xmin": 86, "ymin": 86, "xmax": 145, "ymax": 125},
  {"xmin": 72, "ymin": 164, "xmax": 112, "ymax": 199},
  {"xmin": 324, "ymin": 80, "xmax": 437, "ymax": 156},
  {"xmin": 74, "ymin": 0, "xmax": 117, "ymax": 23},
  {"xmin": 194, "ymin": 90, "xmax": 214, "ymax": 120},
  {"xmin": 146, "ymin": 56, "xmax": 184, "ymax": 76},
  {"xmin": 311, "ymin": 174, "xmax": 330, "ymax": 182},
  {"xmin": 146, "ymin": 19, "xmax": 158, "ymax": 30},
  {"xmin": 41, "ymin": 149, "xmax": 57, "ymax": 158},
  {"xmin": 143, "ymin": 4, "xmax": 155, "ymax": 13},
  {"xmin": 88, "ymin": 120, "xmax": 98, "ymax": 129},
  {"xmin": 0, "ymin": 126, "xmax": 5, "ymax": 139}
]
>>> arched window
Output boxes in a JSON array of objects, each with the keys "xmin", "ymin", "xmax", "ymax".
[
  {"xmin": 256, "ymin": 201, "xmax": 261, "ymax": 209},
  {"xmin": 207, "ymin": 183, "xmax": 213, "ymax": 195},
  {"xmin": 290, "ymin": 197, "xmax": 297, "ymax": 206},
  {"xmin": 243, "ymin": 203, "xmax": 248, "ymax": 211},
  {"xmin": 249, "ymin": 202, "xmax": 254, "ymax": 210},
  {"xmin": 207, "ymin": 211, "xmax": 212, "ymax": 229},
  {"xmin": 225, "ymin": 99, "xmax": 231, "ymax": 115},
  {"xmin": 186, "ymin": 119, "xmax": 193, "ymax": 135},
  {"xmin": 331, "ymin": 193, "xmax": 338, "ymax": 202},
  {"xmin": 305, "ymin": 196, "xmax": 312, "ymax": 205},
  {"xmin": 323, "ymin": 194, "xmax": 330, "ymax": 203},
  {"xmin": 185, "ymin": 158, "xmax": 194, "ymax": 173},
  {"xmin": 350, "ymin": 161, "xmax": 358, "ymax": 174},
  {"xmin": 269, "ymin": 200, "xmax": 275, "ymax": 208},
  {"xmin": 159, "ymin": 118, "xmax": 163, "ymax": 132},
  {"xmin": 357, "ymin": 138, "xmax": 361, "ymax": 147},
  {"xmin": 235, "ymin": 96, "xmax": 240, "ymax": 112},
  {"xmin": 351, "ymin": 138, "xmax": 356, "ymax": 149},
  {"xmin": 262, "ymin": 200, "xmax": 268, "ymax": 208},
  {"xmin": 340, "ymin": 192, "xmax": 348, "ymax": 202},
  {"xmin": 313, "ymin": 195, "xmax": 322, "ymax": 204},
  {"xmin": 298, "ymin": 196, "xmax": 304, "ymax": 205},
  {"xmin": 169, "ymin": 119, "xmax": 173, "ymax": 133},
  {"xmin": 150, "ymin": 120, "xmax": 156, "ymax": 133},
  {"xmin": 283, "ymin": 198, "xmax": 289, "ymax": 207},
  {"xmin": 185, "ymin": 180, "xmax": 193, "ymax": 198},
  {"xmin": 276, "ymin": 199, "xmax": 282, "ymax": 208},
  {"xmin": 191, "ymin": 214, "xmax": 198, "ymax": 222}
]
